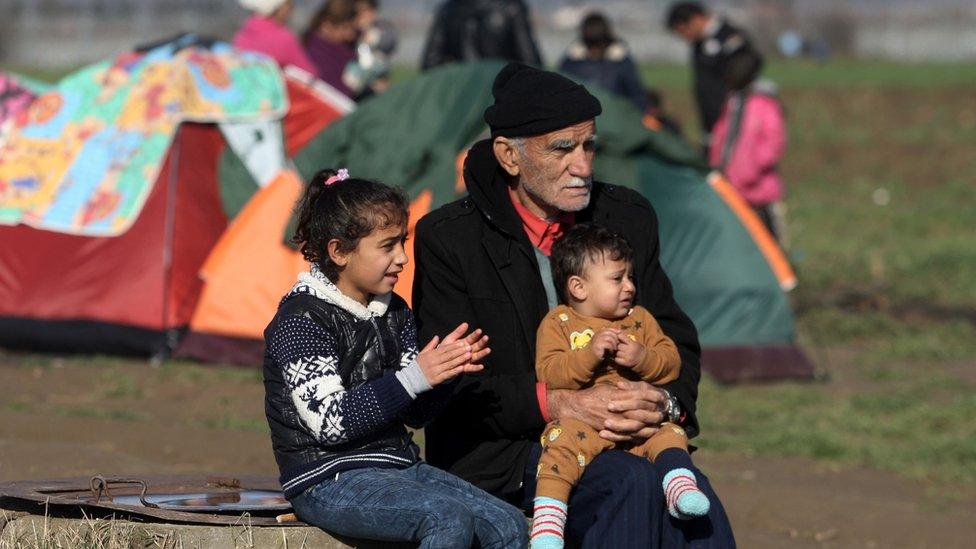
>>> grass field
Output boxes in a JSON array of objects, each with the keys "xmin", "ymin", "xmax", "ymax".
[
  {"xmin": 636, "ymin": 61, "xmax": 976, "ymax": 489},
  {"xmin": 4, "ymin": 59, "xmax": 974, "ymax": 493}
]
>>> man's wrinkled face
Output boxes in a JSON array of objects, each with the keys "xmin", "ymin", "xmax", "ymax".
[{"xmin": 518, "ymin": 120, "xmax": 597, "ymax": 215}]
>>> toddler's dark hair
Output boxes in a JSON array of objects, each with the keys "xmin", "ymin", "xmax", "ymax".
[
  {"xmin": 293, "ymin": 168, "xmax": 409, "ymax": 279},
  {"xmin": 550, "ymin": 223, "xmax": 633, "ymax": 304}
]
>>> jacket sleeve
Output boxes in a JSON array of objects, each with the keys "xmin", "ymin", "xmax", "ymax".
[
  {"xmin": 413, "ymin": 218, "xmax": 545, "ymax": 437},
  {"xmin": 510, "ymin": 0, "xmax": 543, "ymax": 66},
  {"xmin": 535, "ymin": 314, "xmax": 602, "ymax": 389},
  {"xmin": 267, "ymin": 315, "xmax": 414, "ymax": 446},
  {"xmin": 396, "ymin": 309, "xmax": 454, "ymax": 428},
  {"xmin": 738, "ymin": 96, "xmax": 787, "ymax": 187},
  {"xmin": 281, "ymin": 32, "xmax": 319, "ymax": 76},
  {"xmin": 619, "ymin": 56, "xmax": 648, "ymax": 111},
  {"xmin": 630, "ymin": 307, "xmax": 681, "ymax": 384},
  {"xmin": 420, "ymin": 5, "xmax": 449, "ymax": 70},
  {"xmin": 637, "ymin": 203, "xmax": 703, "ymax": 437}
]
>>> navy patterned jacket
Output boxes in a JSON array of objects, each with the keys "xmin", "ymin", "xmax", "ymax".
[{"xmin": 263, "ymin": 267, "xmax": 449, "ymax": 499}]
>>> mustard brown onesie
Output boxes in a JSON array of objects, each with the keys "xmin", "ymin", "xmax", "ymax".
[{"xmin": 534, "ymin": 304, "xmax": 687, "ymax": 502}]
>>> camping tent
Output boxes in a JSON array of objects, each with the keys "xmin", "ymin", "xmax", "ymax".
[
  {"xmin": 290, "ymin": 62, "xmax": 812, "ymax": 382},
  {"xmin": 0, "ymin": 37, "xmax": 352, "ymax": 357},
  {"xmin": 0, "ymin": 50, "xmax": 810, "ymax": 382}
]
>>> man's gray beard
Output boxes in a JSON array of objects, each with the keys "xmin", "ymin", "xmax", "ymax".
[
  {"xmin": 521, "ymin": 174, "xmax": 593, "ymax": 214},
  {"xmin": 563, "ymin": 176, "xmax": 593, "ymax": 212}
]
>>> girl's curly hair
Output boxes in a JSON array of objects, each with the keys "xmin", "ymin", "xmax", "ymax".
[{"xmin": 292, "ymin": 168, "xmax": 409, "ymax": 279}]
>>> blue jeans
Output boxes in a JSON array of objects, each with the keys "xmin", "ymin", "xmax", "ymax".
[
  {"xmin": 291, "ymin": 461, "xmax": 528, "ymax": 548},
  {"xmin": 520, "ymin": 444, "xmax": 736, "ymax": 548}
]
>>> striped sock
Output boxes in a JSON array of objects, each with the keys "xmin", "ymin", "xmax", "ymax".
[
  {"xmin": 663, "ymin": 468, "xmax": 710, "ymax": 520},
  {"xmin": 530, "ymin": 496, "xmax": 568, "ymax": 549}
]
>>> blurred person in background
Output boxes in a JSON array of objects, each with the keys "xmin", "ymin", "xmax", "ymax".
[
  {"xmin": 234, "ymin": 0, "xmax": 318, "ymax": 75},
  {"xmin": 304, "ymin": 0, "xmax": 396, "ymax": 101},
  {"xmin": 558, "ymin": 11, "xmax": 646, "ymax": 112},
  {"xmin": 346, "ymin": 0, "xmax": 398, "ymax": 99},
  {"xmin": 709, "ymin": 49, "xmax": 787, "ymax": 240},
  {"xmin": 303, "ymin": 0, "xmax": 359, "ymax": 98},
  {"xmin": 421, "ymin": 0, "xmax": 543, "ymax": 70},
  {"xmin": 665, "ymin": 1, "xmax": 756, "ymax": 152},
  {"xmin": 643, "ymin": 88, "xmax": 684, "ymax": 138}
]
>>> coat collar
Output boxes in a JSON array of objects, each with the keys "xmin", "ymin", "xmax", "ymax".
[
  {"xmin": 464, "ymin": 139, "xmax": 537, "ymax": 245},
  {"xmin": 463, "ymin": 138, "xmax": 624, "ymax": 242},
  {"xmin": 287, "ymin": 264, "xmax": 391, "ymax": 320}
]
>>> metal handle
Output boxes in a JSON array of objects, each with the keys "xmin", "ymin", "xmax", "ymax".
[{"xmin": 89, "ymin": 476, "xmax": 158, "ymax": 508}]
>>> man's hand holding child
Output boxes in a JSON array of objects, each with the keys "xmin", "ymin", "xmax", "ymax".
[{"xmin": 417, "ymin": 322, "xmax": 490, "ymax": 386}]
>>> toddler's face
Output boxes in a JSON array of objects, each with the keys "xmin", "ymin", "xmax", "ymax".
[
  {"xmin": 335, "ymin": 223, "xmax": 408, "ymax": 304},
  {"xmin": 576, "ymin": 254, "xmax": 635, "ymax": 320}
]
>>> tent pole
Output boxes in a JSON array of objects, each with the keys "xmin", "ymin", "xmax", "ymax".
[{"xmin": 155, "ymin": 125, "xmax": 181, "ymax": 365}]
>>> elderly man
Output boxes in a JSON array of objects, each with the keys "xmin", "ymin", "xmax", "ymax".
[{"xmin": 413, "ymin": 63, "xmax": 735, "ymax": 547}]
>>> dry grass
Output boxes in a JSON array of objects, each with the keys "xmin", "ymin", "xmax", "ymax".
[{"xmin": 0, "ymin": 508, "xmax": 263, "ymax": 549}]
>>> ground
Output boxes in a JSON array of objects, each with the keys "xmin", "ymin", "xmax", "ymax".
[
  {"xmin": 0, "ymin": 353, "xmax": 972, "ymax": 548},
  {"xmin": 2, "ymin": 60, "xmax": 975, "ymax": 547}
]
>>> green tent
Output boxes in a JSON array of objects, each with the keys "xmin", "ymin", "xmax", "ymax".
[{"xmin": 289, "ymin": 61, "xmax": 811, "ymax": 382}]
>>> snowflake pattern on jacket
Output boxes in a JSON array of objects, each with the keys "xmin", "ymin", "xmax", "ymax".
[{"xmin": 267, "ymin": 266, "xmax": 422, "ymax": 446}]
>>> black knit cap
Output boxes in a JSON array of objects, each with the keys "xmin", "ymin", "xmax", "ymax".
[{"xmin": 484, "ymin": 62, "xmax": 602, "ymax": 138}]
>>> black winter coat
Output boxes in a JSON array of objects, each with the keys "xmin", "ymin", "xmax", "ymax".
[
  {"xmin": 693, "ymin": 19, "xmax": 754, "ymax": 135},
  {"xmin": 263, "ymin": 292, "xmax": 419, "ymax": 483},
  {"xmin": 420, "ymin": 0, "xmax": 543, "ymax": 70},
  {"xmin": 412, "ymin": 140, "xmax": 702, "ymax": 497}
]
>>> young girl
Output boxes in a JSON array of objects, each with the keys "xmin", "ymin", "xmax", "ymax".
[
  {"xmin": 709, "ymin": 49, "xmax": 787, "ymax": 240},
  {"xmin": 264, "ymin": 169, "xmax": 528, "ymax": 548}
]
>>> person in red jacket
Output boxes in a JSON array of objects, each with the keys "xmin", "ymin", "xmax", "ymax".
[
  {"xmin": 709, "ymin": 50, "xmax": 787, "ymax": 239},
  {"xmin": 233, "ymin": 0, "xmax": 317, "ymax": 75}
]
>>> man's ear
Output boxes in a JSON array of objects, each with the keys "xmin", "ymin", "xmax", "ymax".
[
  {"xmin": 326, "ymin": 239, "xmax": 349, "ymax": 267},
  {"xmin": 492, "ymin": 137, "xmax": 521, "ymax": 177},
  {"xmin": 567, "ymin": 275, "xmax": 587, "ymax": 302}
]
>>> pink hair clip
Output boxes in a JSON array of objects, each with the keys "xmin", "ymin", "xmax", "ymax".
[{"xmin": 324, "ymin": 168, "xmax": 350, "ymax": 186}]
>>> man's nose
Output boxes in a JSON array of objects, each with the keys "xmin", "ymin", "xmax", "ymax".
[
  {"xmin": 568, "ymin": 146, "xmax": 593, "ymax": 179},
  {"xmin": 395, "ymin": 244, "xmax": 409, "ymax": 266}
]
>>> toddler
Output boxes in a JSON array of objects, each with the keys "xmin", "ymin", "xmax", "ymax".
[
  {"xmin": 264, "ymin": 168, "xmax": 528, "ymax": 548},
  {"xmin": 530, "ymin": 223, "xmax": 709, "ymax": 548}
]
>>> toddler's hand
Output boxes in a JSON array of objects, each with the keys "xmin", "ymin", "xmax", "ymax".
[
  {"xmin": 591, "ymin": 328, "xmax": 622, "ymax": 360},
  {"xmin": 417, "ymin": 323, "xmax": 489, "ymax": 386},
  {"xmin": 613, "ymin": 333, "xmax": 646, "ymax": 369}
]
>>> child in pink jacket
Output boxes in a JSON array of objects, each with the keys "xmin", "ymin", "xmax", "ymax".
[
  {"xmin": 709, "ymin": 50, "xmax": 786, "ymax": 239},
  {"xmin": 234, "ymin": 0, "xmax": 318, "ymax": 75}
]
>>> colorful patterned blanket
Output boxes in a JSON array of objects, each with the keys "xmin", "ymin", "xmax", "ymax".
[
  {"xmin": 0, "ymin": 36, "xmax": 286, "ymax": 236},
  {"xmin": 0, "ymin": 73, "xmax": 40, "ymax": 128}
]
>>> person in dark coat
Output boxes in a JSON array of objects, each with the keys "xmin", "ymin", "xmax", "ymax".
[
  {"xmin": 413, "ymin": 62, "xmax": 736, "ymax": 548},
  {"xmin": 666, "ymin": 1, "xmax": 756, "ymax": 148},
  {"xmin": 558, "ymin": 11, "xmax": 646, "ymax": 111},
  {"xmin": 420, "ymin": 0, "xmax": 543, "ymax": 70}
]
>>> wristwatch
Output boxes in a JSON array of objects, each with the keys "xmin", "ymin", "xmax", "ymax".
[{"xmin": 662, "ymin": 390, "xmax": 682, "ymax": 424}]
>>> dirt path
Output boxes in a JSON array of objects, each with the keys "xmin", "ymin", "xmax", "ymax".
[{"xmin": 1, "ymin": 355, "xmax": 973, "ymax": 548}]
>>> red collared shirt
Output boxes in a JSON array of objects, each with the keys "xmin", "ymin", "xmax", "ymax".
[
  {"xmin": 508, "ymin": 187, "xmax": 575, "ymax": 421},
  {"xmin": 507, "ymin": 187, "xmax": 574, "ymax": 256}
]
